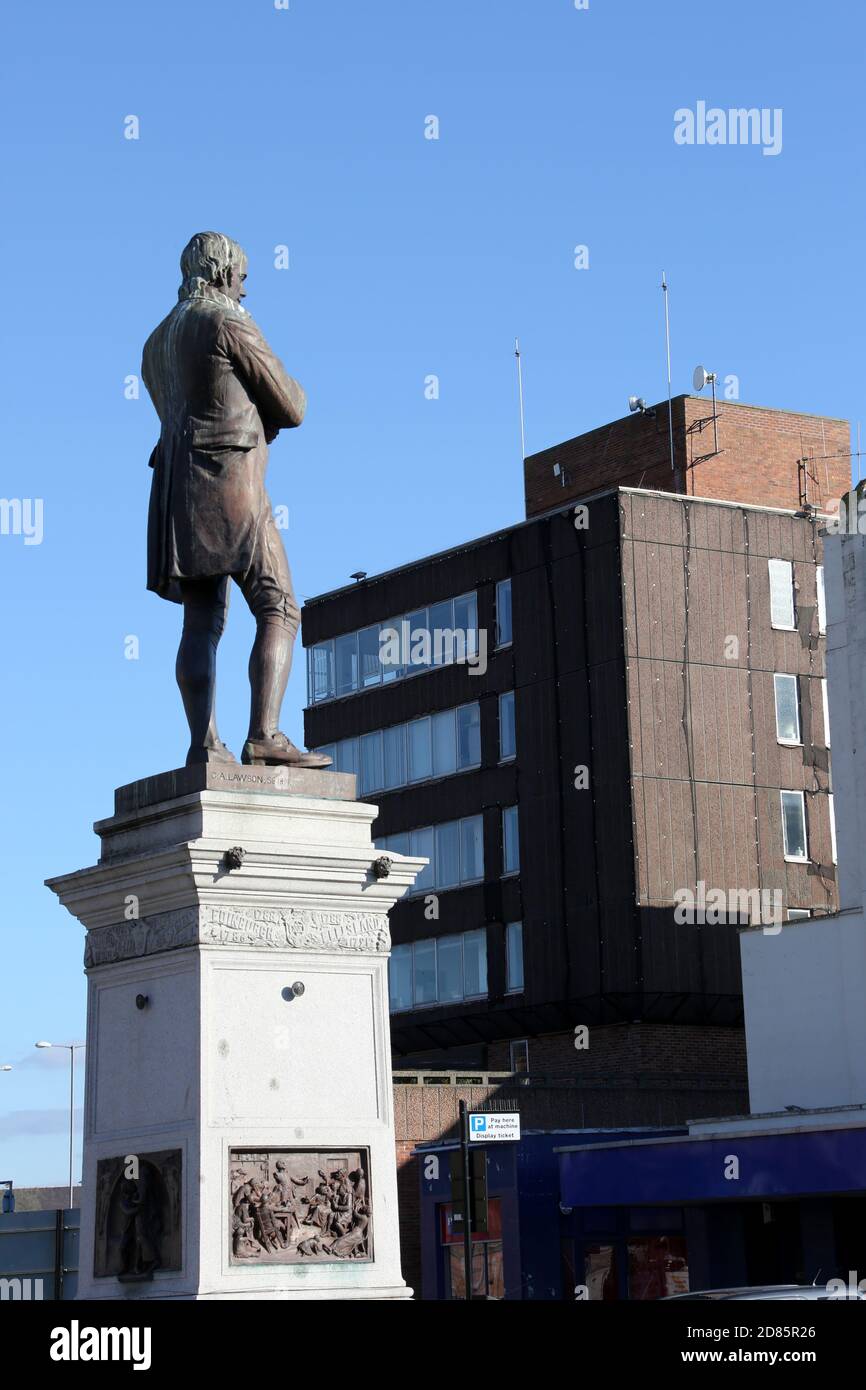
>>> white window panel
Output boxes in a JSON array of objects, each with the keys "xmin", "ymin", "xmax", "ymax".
[
  {"xmin": 817, "ymin": 566, "xmax": 826, "ymax": 634},
  {"xmin": 829, "ymin": 792, "xmax": 837, "ymax": 864},
  {"xmin": 822, "ymin": 678, "xmax": 831, "ymax": 747},
  {"xmin": 787, "ymin": 909, "xmax": 811, "ymax": 921},
  {"xmin": 780, "ymin": 789, "xmax": 808, "ymax": 862},
  {"xmin": 769, "ymin": 559, "xmax": 796, "ymax": 630},
  {"xmin": 773, "ymin": 673, "xmax": 801, "ymax": 744}
]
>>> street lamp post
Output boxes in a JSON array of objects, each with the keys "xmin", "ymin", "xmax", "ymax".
[{"xmin": 35, "ymin": 1042, "xmax": 84, "ymax": 1210}]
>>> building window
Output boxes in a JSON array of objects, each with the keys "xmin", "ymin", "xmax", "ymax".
[
  {"xmin": 829, "ymin": 792, "xmax": 837, "ymax": 865},
  {"xmin": 773, "ymin": 673, "xmax": 801, "ymax": 745},
  {"xmin": 822, "ymin": 678, "xmax": 831, "ymax": 747},
  {"xmin": 379, "ymin": 814, "xmax": 484, "ymax": 894},
  {"xmin": 388, "ymin": 930, "xmax": 488, "ymax": 1012},
  {"xmin": 787, "ymin": 909, "xmax": 811, "ymax": 921},
  {"xmin": 306, "ymin": 591, "xmax": 479, "ymax": 704},
  {"xmin": 502, "ymin": 805, "xmax": 520, "ymax": 875},
  {"xmin": 496, "ymin": 578, "xmax": 513, "ymax": 647},
  {"xmin": 505, "ymin": 922, "xmax": 524, "ymax": 992},
  {"xmin": 817, "ymin": 565, "xmax": 826, "ymax": 634},
  {"xmin": 509, "ymin": 1039, "xmax": 529, "ymax": 1075},
  {"xmin": 768, "ymin": 559, "xmax": 796, "ymax": 631},
  {"xmin": 780, "ymin": 789, "xmax": 808, "ymax": 862},
  {"xmin": 315, "ymin": 701, "xmax": 482, "ymax": 794},
  {"xmin": 499, "ymin": 691, "xmax": 516, "ymax": 760}
]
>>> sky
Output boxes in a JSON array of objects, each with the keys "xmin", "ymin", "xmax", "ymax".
[{"xmin": 0, "ymin": 0, "xmax": 862, "ymax": 1187}]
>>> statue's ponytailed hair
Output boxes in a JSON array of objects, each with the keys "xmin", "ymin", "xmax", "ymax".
[{"xmin": 178, "ymin": 232, "xmax": 246, "ymax": 301}]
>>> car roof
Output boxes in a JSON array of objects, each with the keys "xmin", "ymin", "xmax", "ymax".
[{"xmin": 663, "ymin": 1284, "xmax": 865, "ymax": 1301}]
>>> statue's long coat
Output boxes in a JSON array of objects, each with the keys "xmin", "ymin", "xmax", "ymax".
[{"xmin": 141, "ymin": 291, "xmax": 305, "ymax": 603}]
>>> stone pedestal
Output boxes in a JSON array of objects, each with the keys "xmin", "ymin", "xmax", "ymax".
[{"xmin": 46, "ymin": 764, "xmax": 424, "ymax": 1300}]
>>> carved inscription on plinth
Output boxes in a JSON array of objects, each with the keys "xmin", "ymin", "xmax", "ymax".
[
  {"xmin": 229, "ymin": 1149, "xmax": 372, "ymax": 1264},
  {"xmin": 85, "ymin": 907, "xmax": 390, "ymax": 967}
]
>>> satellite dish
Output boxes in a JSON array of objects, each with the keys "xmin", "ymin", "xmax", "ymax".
[{"xmin": 693, "ymin": 365, "xmax": 709, "ymax": 392}]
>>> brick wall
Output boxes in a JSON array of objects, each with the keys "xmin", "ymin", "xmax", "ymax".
[
  {"xmin": 485, "ymin": 1022, "xmax": 747, "ymax": 1082},
  {"xmin": 682, "ymin": 399, "xmax": 850, "ymax": 512},
  {"xmin": 524, "ymin": 396, "xmax": 850, "ymax": 518}
]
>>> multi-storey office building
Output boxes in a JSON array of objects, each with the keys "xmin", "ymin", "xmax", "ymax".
[{"xmin": 302, "ymin": 398, "xmax": 847, "ymax": 1103}]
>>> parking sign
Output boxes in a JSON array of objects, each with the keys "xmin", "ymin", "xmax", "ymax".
[{"xmin": 468, "ymin": 1113, "xmax": 520, "ymax": 1142}]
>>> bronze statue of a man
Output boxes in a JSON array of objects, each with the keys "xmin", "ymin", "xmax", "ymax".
[{"xmin": 142, "ymin": 232, "xmax": 330, "ymax": 768}]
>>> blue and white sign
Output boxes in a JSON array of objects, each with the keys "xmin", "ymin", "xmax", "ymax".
[{"xmin": 468, "ymin": 1112, "xmax": 521, "ymax": 1143}]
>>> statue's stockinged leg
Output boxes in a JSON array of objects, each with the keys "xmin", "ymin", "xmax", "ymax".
[
  {"xmin": 177, "ymin": 578, "xmax": 237, "ymax": 766},
  {"xmin": 237, "ymin": 543, "xmax": 330, "ymax": 768}
]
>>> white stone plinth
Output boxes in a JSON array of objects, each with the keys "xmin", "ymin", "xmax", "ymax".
[{"xmin": 46, "ymin": 764, "xmax": 425, "ymax": 1300}]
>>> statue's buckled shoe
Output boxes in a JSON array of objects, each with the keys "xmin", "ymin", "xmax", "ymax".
[{"xmin": 241, "ymin": 733, "xmax": 333, "ymax": 769}]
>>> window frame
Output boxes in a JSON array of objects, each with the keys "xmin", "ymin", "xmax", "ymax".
[
  {"xmin": 817, "ymin": 565, "xmax": 826, "ymax": 635},
  {"xmin": 773, "ymin": 672, "xmax": 801, "ymax": 746},
  {"xmin": 829, "ymin": 791, "xmax": 837, "ymax": 865},
  {"xmin": 768, "ymin": 558, "xmax": 796, "ymax": 632},
  {"xmin": 505, "ymin": 921, "xmax": 524, "ymax": 993},
  {"xmin": 495, "ymin": 578, "xmax": 513, "ymax": 648},
  {"xmin": 502, "ymin": 804, "xmax": 520, "ymax": 876},
  {"xmin": 499, "ymin": 690, "xmax": 517, "ymax": 762},
  {"xmin": 780, "ymin": 788, "xmax": 809, "ymax": 863}
]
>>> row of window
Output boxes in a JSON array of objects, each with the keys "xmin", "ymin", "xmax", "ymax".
[
  {"xmin": 378, "ymin": 817, "xmax": 484, "ymax": 895},
  {"xmin": 388, "ymin": 921, "xmax": 524, "ymax": 1012},
  {"xmin": 773, "ymin": 673, "xmax": 830, "ymax": 747},
  {"xmin": 314, "ymin": 692, "xmax": 517, "ymax": 796},
  {"xmin": 306, "ymin": 580, "xmax": 514, "ymax": 706},
  {"xmin": 307, "ymin": 592, "xmax": 479, "ymax": 704},
  {"xmin": 316, "ymin": 702, "xmax": 481, "ymax": 793},
  {"xmin": 780, "ymin": 788, "xmax": 836, "ymax": 864},
  {"xmin": 768, "ymin": 560, "xmax": 826, "ymax": 634},
  {"xmin": 378, "ymin": 806, "xmax": 520, "ymax": 893}
]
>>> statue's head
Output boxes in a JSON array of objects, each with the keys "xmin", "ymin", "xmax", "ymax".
[{"xmin": 178, "ymin": 232, "xmax": 247, "ymax": 305}]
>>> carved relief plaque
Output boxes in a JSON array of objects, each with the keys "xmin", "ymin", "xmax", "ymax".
[
  {"xmin": 229, "ymin": 1148, "xmax": 372, "ymax": 1264},
  {"xmin": 93, "ymin": 1148, "xmax": 182, "ymax": 1280}
]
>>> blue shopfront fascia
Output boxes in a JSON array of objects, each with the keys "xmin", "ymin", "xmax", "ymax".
[{"xmin": 557, "ymin": 1121, "xmax": 866, "ymax": 1209}]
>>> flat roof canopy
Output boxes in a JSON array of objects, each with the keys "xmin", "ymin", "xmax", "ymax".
[{"xmin": 558, "ymin": 1124, "xmax": 866, "ymax": 1208}]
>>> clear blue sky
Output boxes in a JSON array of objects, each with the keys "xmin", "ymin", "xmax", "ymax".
[{"xmin": 0, "ymin": 0, "xmax": 862, "ymax": 1186}]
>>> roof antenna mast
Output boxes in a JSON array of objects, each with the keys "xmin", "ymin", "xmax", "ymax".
[
  {"xmin": 661, "ymin": 272, "xmax": 679, "ymax": 488},
  {"xmin": 515, "ymin": 337, "xmax": 526, "ymax": 462}
]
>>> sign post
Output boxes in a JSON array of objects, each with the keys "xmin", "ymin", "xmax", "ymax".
[
  {"xmin": 455, "ymin": 1105, "xmax": 521, "ymax": 1300},
  {"xmin": 458, "ymin": 1099, "xmax": 473, "ymax": 1301}
]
